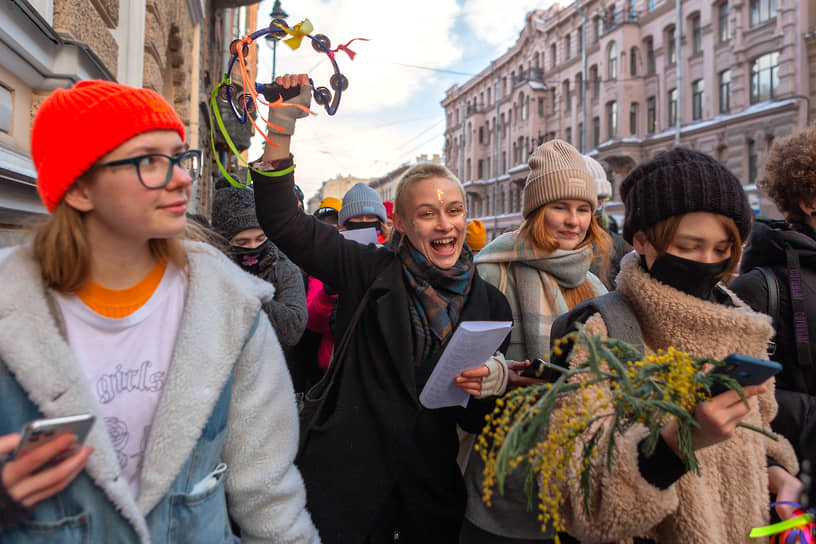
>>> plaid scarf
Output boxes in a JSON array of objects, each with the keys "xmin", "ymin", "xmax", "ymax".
[{"xmin": 399, "ymin": 240, "xmax": 474, "ymax": 365}]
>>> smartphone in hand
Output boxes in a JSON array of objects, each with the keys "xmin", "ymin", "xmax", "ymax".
[
  {"xmin": 709, "ymin": 354, "xmax": 782, "ymax": 396},
  {"xmin": 13, "ymin": 413, "xmax": 96, "ymax": 468}
]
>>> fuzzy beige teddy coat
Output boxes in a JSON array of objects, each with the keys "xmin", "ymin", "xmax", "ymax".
[{"xmin": 547, "ymin": 252, "xmax": 798, "ymax": 544}]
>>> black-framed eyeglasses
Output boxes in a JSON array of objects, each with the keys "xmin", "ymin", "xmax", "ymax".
[{"xmin": 97, "ymin": 149, "xmax": 202, "ymax": 189}]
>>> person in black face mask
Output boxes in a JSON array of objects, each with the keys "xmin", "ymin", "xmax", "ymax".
[
  {"xmin": 338, "ymin": 182, "xmax": 388, "ymax": 244},
  {"xmin": 548, "ymin": 147, "xmax": 802, "ymax": 543},
  {"xmin": 211, "ymin": 176, "xmax": 307, "ymax": 348}
]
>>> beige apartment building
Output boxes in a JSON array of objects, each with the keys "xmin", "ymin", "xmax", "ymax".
[
  {"xmin": 306, "ymin": 174, "xmax": 374, "ymax": 213},
  {"xmin": 0, "ymin": 0, "xmax": 261, "ymax": 243},
  {"xmin": 442, "ymin": 0, "xmax": 816, "ymax": 238}
]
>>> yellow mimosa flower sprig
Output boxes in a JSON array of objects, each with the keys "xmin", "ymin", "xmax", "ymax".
[{"xmin": 477, "ymin": 327, "xmax": 776, "ymax": 542}]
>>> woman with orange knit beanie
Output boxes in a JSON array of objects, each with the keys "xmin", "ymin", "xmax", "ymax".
[{"xmin": 0, "ymin": 80, "xmax": 318, "ymax": 542}]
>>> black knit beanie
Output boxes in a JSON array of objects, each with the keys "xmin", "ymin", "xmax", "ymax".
[
  {"xmin": 211, "ymin": 173, "xmax": 260, "ymax": 242},
  {"xmin": 620, "ymin": 147, "xmax": 753, "ymax": 244}
]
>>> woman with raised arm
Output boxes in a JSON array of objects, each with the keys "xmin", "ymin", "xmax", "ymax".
[{"xmin": 251, "ymin": 74, "xmax": 512, "ymax": 543}]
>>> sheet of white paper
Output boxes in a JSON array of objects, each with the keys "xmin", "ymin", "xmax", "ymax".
[
  {"xmin": 341, "ymin": 227, "xmax": 378, "ymax": 246},
  {"xmin": 419, "ymin": 321, "xmax": 513, "ymax": 409}
]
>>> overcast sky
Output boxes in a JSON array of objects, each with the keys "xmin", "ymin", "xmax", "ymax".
[{"xmin": 249, "ymin": 0, "xmax": 556, "ymax": 201}]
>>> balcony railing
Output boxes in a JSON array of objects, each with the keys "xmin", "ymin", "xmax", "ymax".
[
  {"xmin": 602, "ymin": 8, "xmax": 639, "ymax": 34},
  {"xmin": 513, "ymin": 68, "xmax": 546, "ymax": 88}
]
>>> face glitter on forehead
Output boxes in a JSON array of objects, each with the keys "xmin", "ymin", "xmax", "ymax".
[{"xmin": 437, "ymin": 189, "xmax": 444, "ymax": 203}]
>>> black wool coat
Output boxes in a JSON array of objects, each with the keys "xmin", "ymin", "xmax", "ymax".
[{"xmin": 252, "ymin": 163, "xmax": 512, "ymax": 544}]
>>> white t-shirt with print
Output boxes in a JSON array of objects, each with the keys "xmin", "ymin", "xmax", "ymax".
[{"xmin": 53, "ymin": 265, "xmax": 186, "ymax": 499}]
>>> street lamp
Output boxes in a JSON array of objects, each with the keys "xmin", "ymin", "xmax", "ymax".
[{"xmin": 264, "ymin": 0, "xmax": 288, "ymax": 78}]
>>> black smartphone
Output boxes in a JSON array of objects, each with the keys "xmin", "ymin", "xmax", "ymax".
[
  {"xmin": 519, "ymin": 358, "xmax": 546, "ymax": 378},
  {"xmin": 709, "ymin": 353, "xmax": 782, "ymax": 396}
]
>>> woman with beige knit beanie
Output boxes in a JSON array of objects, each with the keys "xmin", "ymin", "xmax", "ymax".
[{"xmin": 460, "ymin": 139, "xmax": 612, "ymax": 544}]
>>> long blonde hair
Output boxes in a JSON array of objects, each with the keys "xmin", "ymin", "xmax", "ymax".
[{"xmin": 518, "ymin": 205, "xmax": 612, "ymax": 308}]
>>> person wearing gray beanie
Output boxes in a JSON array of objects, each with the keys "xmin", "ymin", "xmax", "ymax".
[
  {"xmin": 338, "ymin": 182, "xmax": 387, "ymax": 229},
  {"xmin": 211, "ymin": 176, "xmax": 307, "ymax": 347}
]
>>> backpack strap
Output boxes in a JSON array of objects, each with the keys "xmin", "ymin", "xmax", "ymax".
[
  {"xmin": 756, "ymin": 266, "xmax": 780, "ymax": 357},
  {"xmin": 550, "ymin": 291, "xmax": 645, "ymax": 357}
]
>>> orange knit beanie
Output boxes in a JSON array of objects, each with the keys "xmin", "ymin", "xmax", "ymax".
[
  {"xmin": 466, "ymin": 219, "xmax": 487, "ymax": 252},
  {"xmin": 31, "ymin": 80, "xmax": 186, "ymax": 212}
]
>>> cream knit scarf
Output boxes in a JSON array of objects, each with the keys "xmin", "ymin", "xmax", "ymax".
[{"xmin": 476, "ymin": 231, "xmax": 606, "ymax": 361}]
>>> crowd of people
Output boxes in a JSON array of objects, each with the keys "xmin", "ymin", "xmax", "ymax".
[{"xmin": 1, "ymin": 74, "xmax": 815, "ymax": 543}]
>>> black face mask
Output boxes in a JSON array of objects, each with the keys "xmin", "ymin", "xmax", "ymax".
[
  {"xmin": 345, "ymin": 220, "xmax": 380, "ymax": 233},
  {"xmin": 231, "ymin": 239, "xmax": 270, "ymax": 275},
  {"xmin": 641, "ymin": 252, "xmax": 729, "ymax": 300}
]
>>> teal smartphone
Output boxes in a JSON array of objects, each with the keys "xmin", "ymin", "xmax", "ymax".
[{"xmin": 709, "ymin": 354, "xmax": 782, "ymax": 396}]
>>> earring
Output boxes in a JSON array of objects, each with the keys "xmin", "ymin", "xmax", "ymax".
[{"xmin": 811, "ymin": 211, "xmax": 816, "ymax": 217}]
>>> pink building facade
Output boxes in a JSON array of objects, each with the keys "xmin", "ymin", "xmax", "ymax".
[{"xmin": 442, "ymin": 0, "xmax": 816, "ymax": 238}]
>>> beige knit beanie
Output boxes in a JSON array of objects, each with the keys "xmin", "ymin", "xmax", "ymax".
[
  {"xmin": 583, "ymin": 155, "xmax": 612, "ymax": 199},
  {"xmin": 522, "ymin": 139, "xmax": 597, "ymax": 218}
]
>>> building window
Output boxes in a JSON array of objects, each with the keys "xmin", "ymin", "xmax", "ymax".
[
  {"xmin": 750, "ymin": 0, "xmax": 777, "ymax": 26},
  {"xmin": 538, "ymin": 97, "xmax": 544, "ymax": 116},
  {"xmin": 692, "ymin": 15, "xmax": 702, "ymax": 54},
  {"xmin": 590, "ymin": 65, "xmax": 600, "ymax": 98},
  {"xmin": 0, "ymin": 85, "xmax": 11, "ymax": 134},
  {"xmin": 565, "ymin": 81, "xmax": 572, "ymax": 111},
  {"xmin": 466, "ymin": 159, "xmax": 471, "ymax": 181},
  {"xmin": 692, "ymin": 79, "xmax": 704, "ymax": 120},
  {"xmin": 748, "ymin": 139, "xmax": 758, "ymax": 183},
  {"xmin": 608, "ymin": 42, "xmax": 618, "ymax": 80},
  {"xmin": 576, "ymin": 74, "xmax": 583, "ymax": 105},
  {"xmin": 607, "ymin": 101, "xmax": 618, "ymax": 139},
  {"xmin": 719, "ymin": 3, "xmax": 731, "ymax": 42},
  {"xmin": 605, "ymin": 4, "xmax": 617, "ymax": 32},
  {"xmin": 501, "ymin": 113, "xmax": 506, "ymax": 137},
  {"xmin": 521, "ymin": 93, "xmax": 528, "ymax": 120},
  {"xmin": 578, "ymin": 122, "xmax": 585, "ymax": 152},
  {"xmin": 479, "ymin": 126, "xmax": 485, "ymax": 144},
  {"xmin": 593, "ymin": 116, "xmax": 601, "ymax": 147},
  {"xmin": 477, "ymin": 159, "xmax": 484, "ymax": 179},
  {"xmin": 593, "ymin": 16, "xmax": 601, "ymax": 42},
  {"xmin": 646, "ymin": 38, "xmax": 655, "ymax": 73},
  {"xmin": 630, "ymin": 102, "xmax": 638, "ymax": 135},
  {"xmin": 566, "ymin": 126, "xmax": 572, "ymax": 145},
  {"xmin": 647, "ymin": 96, "xmax": 656, "ymax": 133},
  {"xmin": 551, "ymin": 88, "xmax": 557, "ymax": 111},
  {"xmin": 667, "ymin": 27, "xmax": 676, "ymax": 65},
  {"xmin": 719, "ymin": 69, "xmax": 731, "ymax": 113},
  {"xmin": 565, "ymin": 34, "xmax": 571, "ymax": 59},
  {"xmin": 668, "ymin": 88, "xmax": 678, "ymax": 126},
  {"xmin": 750, "ymin": 52, "xmax": 779, "ymax": 103},
  {"xmin": 551, "ymin": 43, "xmax": 557, "ymax": 69},
  {"xmin": 577, "ymin": 26, "xmax": 583, "ymax": 51},
  {"xmin": 630, "ymin": 47, "xmax": 638, "ymax": 76},
  {"xmin": 648, "ymin": 0, "xmax": 657, "ymax": 11}
]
